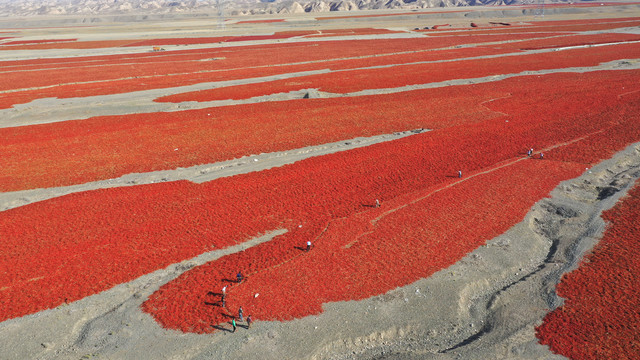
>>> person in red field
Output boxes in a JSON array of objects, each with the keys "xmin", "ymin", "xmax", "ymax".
[{"xmin": 218, "ymin": 285, "xmax": 227, "ymax": 307}]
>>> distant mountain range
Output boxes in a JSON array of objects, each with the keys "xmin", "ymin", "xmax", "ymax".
[{"xmin": 0, "ymin": 0, "xmax": 545, "ymax": 17}]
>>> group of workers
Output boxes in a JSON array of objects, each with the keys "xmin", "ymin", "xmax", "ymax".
[{"xmin": 220, "ymin": 274, "xmax": 253, "ymax": 332}]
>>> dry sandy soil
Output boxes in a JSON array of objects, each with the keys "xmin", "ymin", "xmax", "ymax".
[{"xmin": 1, "ymin": 3, "xmax": 640, "ymax": 359}]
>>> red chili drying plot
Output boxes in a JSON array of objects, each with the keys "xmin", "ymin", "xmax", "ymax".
[
  {"xmin": 0, "ymin": 106, "xmax": 574, "ymax": 323},
  {"xmin": 0, "ymin": 41, "xmax": 303, "ymax": 70},
  {"xmin": 0, "ymin": 44, "xmax": 241, "ymax": 70},
  {"xmin": 546, "ymin": 102, "xmax": 640, "ymax": 165},
  {"xmin": 120, "ymin": 30, "xmax": 324, "ymax": 45},
  {"xmin": 501, "ymin": 33, "xmax": 640, "ymax": 51},
  {"xmin": 0, "ymin": 42, "xmax": 360, "ymax": 82},
  {"xmin": 0, "ymin": 39, "xmax": 141, "ymax": 50},
  {"xmin": 430, "ymin": 32, "xmax": 640, "ymax": 52},
  {"xmin": 144, "ymin": 159, "xmax": 585, "ymax": 332},
  {"xmin": 0, "ymin": 45, "xmax": 326, "ymax": 91},
  {"xmin": 521, "ymin": 16, "xmax": 640, "ymax": 26},
  {"xmin": 3, "ymin": 68, "xmax": 640, "ymax": 193},
  {"xmin": 0, "ymin": 32, "xmax": 568, "ymax": 92},
  {"xmin": 0, "ymin": 45, "xmax": 515, "ymax": 110},
  {"xmin": 1, "ymin": 69, "xmax": 640, "ymax": 323},
  {"xmin": 303, "ymin": 28, "xmax": 404, "ymax": 37},
  {"xmin": 536, "ymin": 180, "xmax": 640, "ymax": 359},
  {"xmin": 223, "ymin": 32, "xmax": 315, "ymax": 42},
  {"xmin": 0, "ymin": 82, "xmax": 503, "ymax": 191},
  {"xmin": 153, "ymin": 45, "xmax": 515, "ymax": 103},
  {"xmin": 0, "ymin": 60, "xmax": 341, "ymax": 109},
  {"xmin": 156, "ymin": 41, "xmax": 640, "ymax": 102},
  {"xmin": 2, "ymin": 26, "xmax": 596, "ymax": 99}
]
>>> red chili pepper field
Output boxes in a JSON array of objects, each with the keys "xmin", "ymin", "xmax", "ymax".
[
  {"xmin": 536, "ymin": 179, "xmax": 640, "ymax": 360},
  {"xmin": 1, "ymin": 11, "xmax": 640, "ymax": 358}
]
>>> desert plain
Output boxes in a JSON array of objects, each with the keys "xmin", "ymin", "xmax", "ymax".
[{"xmin": 0, "ymin": 2, "xmax": 640, "ymax": 359}]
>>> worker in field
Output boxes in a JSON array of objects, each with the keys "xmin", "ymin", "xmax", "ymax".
[
  {"xmin": 221, "ymin": 285, "xmax": 227, "ymax": 307},
  {"xmin": 458, "ymin": 170, "xmax": 462, "ymax": 178}
]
